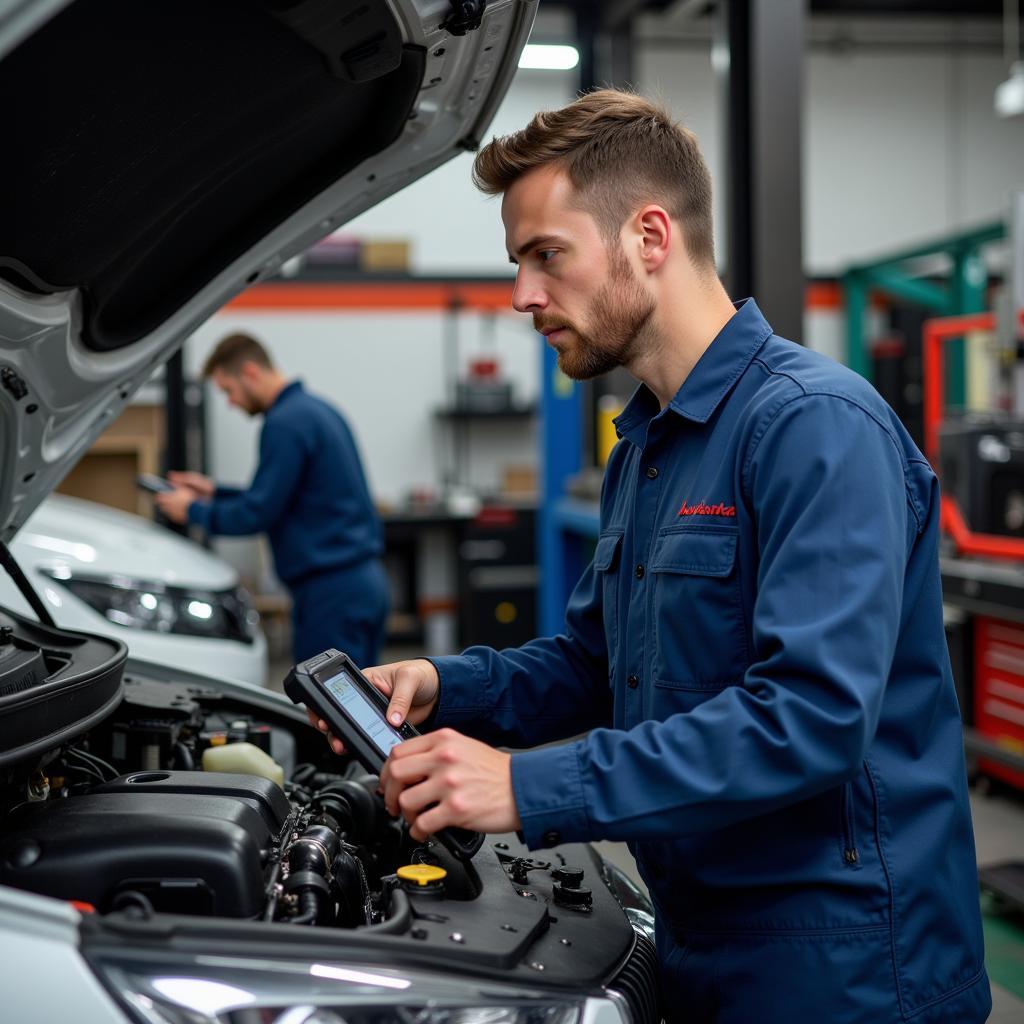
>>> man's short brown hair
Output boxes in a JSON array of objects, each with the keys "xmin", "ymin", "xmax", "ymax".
[
  {"xmin": 202, "ymin": 333, "xmax": 274, "ymax": 379},
  {"xmin": 472, "ymin": 88, "xmax": 715, "ymax": 270}
]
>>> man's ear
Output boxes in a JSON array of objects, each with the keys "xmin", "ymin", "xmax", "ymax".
[
  {"xmin": 635, "ymin": 205, "xmax": 672, "ymax": 273},
  {"xmin": 239, "ymin": 360, "xmax": 262, "ymax": 385}
]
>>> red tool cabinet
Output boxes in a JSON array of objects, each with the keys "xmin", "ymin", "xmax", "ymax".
[{"xmin": 973, "ymin": 616, "xmax": 1024, "ymax": 789}]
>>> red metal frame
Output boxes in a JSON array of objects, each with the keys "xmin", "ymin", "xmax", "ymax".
[{"xmin": 922, "ymin": 310, "xmax": 1024, "ymax": 560}]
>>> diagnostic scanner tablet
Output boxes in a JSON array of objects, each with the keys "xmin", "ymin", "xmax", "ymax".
[
  {"xmin": 284, "ymin": 648, "xmax": 484, "ymax": 861},
  {"xmin": 137, "ymin": 473, "xmax": 174, "ymax": 494}
]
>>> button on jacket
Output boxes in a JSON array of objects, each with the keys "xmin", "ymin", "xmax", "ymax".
[
  {"xmin": 188, "ymin": 380, "xmax": 383, "ymax": 588},
  {"xmin": 431, "ymin": 300, "xmax": 990, "ymax": 1023}
]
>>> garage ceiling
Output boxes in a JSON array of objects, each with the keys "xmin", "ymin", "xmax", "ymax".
[{"xmin": 558, "ymin": 1, "xmax": 1006, "ymax": 29}]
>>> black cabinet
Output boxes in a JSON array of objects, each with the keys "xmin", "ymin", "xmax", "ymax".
[{"xmin": 458, "ymin": 506, "xmax": 537, "ymax": 648}]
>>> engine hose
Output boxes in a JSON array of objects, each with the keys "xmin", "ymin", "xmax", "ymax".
[
  {"xmin": 313, "ymin": 779, "xmax": 380, "ymax": 843},
  {"xmin": 282, "ymin": 821, "xmax": 340, "ymax": 925},
  {"xmin": 110, "ymin": 890, "xmax": 155, "ymax": 919},
  {"xmin": 362, "ymin": 889, "xmax": 411, "ymax": 935},
  {"xmin": 289, "ymin": 890, "xmax": 321, "ymax": 925},
  {"xmin": 331, "ymin": 846, "xmax": 370, "ymax": 927},
  {"xmin": 173, "ymin": 742, "xmax": 194, "ymax": 771},
  {"xmin": 287, "ymin": 824, "xmax": 338, "ymax": 875},
  {"xmin": 312, "ymin": 792, "xmax": 354, "ymax": 833},
  {"xmin": 283, "ymin": 870, "xmax": 330, "ymax": 924}
]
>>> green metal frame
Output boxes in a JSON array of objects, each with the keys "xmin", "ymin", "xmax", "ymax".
[{"xmin": 842, "ymin": 222, "xmax": 1004, "ymax": 407}]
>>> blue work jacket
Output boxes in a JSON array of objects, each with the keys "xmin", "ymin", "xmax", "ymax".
[
  {"xmin": 432, "ymin": 300, "xmax": 990, "ymax": 1022},
  {"xmin": 189, "ymin": 381, "xmax": 382, "ymax": 588}
]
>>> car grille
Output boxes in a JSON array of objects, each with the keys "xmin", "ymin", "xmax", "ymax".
[{"xmin": 608, "ymin": 932, "xmax": 661, "ymax": 1024}]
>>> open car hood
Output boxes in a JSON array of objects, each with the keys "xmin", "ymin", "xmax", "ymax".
[{"xmin": 0, "ymin": 0, "xmax": 535, "ymax": 541}]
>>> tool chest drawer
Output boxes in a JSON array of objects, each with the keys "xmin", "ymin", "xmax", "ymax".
[{"xmin": 973, "ymin": 616, "xmax": 1024, "ymax": 789}]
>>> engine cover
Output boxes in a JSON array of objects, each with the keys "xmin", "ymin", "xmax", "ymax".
[
  {"xmin": 0, "ymin": 607, "xmax": 126, "ymax": 766},
  {"xmin": 0, "ymin": 771, "xmax": 291, "ymax": 916}
]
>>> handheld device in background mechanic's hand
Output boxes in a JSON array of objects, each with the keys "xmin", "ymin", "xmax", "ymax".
[
  {"xmin": 284, "ymin": 648, "xmax": 484, "ymax": 862},
  {"xmin": 136, "ymin": 472, "xmax": 174, "ymax": 494}
]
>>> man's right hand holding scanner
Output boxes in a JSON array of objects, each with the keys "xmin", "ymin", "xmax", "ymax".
[{"xmin": 306, "ymin": 658, "xmax": 440, "ymax": 754}]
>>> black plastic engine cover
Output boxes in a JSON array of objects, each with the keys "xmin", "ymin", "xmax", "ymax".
[
  {"xmin": 0, "ymin": 771, "xmax": 291, "ymax": 917},
  {"xmin": 0, "ymin": 607, "xmax": 126, "ymax": 766}
]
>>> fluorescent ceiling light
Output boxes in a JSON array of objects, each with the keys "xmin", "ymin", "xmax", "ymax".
[
  {"xmin": 995, "ymin": 61, "xmax": 1024, "ymax": 118},
  {"xmin": 519, "ymin": 44, "xmax": 579, "ymax": 71}
]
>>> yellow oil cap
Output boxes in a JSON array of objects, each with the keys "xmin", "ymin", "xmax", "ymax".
[{"xmin": 397, "ymin": 864, "xmax": 448, "ymax": 887}]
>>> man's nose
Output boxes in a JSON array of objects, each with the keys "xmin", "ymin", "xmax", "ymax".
[{"xmin": 511, "ymin": 269, "xmax": 546, "ymax": 314}]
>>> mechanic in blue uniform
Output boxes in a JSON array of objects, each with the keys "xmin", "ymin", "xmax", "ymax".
[
  {"xmin": 310, "ymin": 90, "xmax": 990, "ymax": 1023},
  {"xmin": 157, "ymin": 333, "xmax": 388, "ymax": 666}
]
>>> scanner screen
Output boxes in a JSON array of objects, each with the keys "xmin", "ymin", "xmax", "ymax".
[{"xmin": 321, "ymin": 668, "xmax": 403, "ymax": 757}]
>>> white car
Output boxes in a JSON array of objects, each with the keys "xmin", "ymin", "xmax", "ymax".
[
  {"xmin": 0, "ymin": 494, "xmax": 268, "ymax": 687},
  {"xmin": 0, "ymin": 3, "xmax": 658, "ymax": 1024}
]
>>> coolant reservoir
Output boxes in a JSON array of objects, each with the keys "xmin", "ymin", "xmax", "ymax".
[{"xmin": 202, "ymin": 741, "xmax": 285, "ymax": 788}]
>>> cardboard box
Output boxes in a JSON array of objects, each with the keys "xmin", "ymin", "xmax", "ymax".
[
  {"xmin": 360, "ymin": 239, "xmax": 410, "ymax": 272},
  {"xmin": 502, "ymin": 464, "xmax": 537, "ymax": 499}
]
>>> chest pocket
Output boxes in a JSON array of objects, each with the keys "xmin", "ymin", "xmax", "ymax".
[
  {"xmin": 593, "ymin": 530, "xmax": 624, "ymax": 674},
  {"xmin": 650, "ymin": 526, "xmax": 748, "ymax": 691}
]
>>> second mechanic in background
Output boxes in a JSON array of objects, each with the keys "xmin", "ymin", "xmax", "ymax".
[{"xmin": 157, "ymin": 332, "xmax": 389, "ymax": 666}]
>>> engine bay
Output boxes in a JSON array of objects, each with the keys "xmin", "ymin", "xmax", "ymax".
[{"xmin": 0, "ymin": 610, "xmax": 653, "ymax": 997}]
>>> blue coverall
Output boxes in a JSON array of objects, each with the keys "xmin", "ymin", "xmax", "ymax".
[
  {"xmin": 189, "ymin": 380, "xmax": 388, "ymax": 666},
  {"xmin": 431, "ymin": 300, "xmax": 990, "ymax": 1023}
]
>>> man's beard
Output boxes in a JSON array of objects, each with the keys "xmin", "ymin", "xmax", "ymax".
[
  {"xmin": 239, "ymin": 388, "xmax": 266, "ymax": 417},
  {"xmin": 545, "ymin": 247, "xmax": 656, "ymax": 381}
]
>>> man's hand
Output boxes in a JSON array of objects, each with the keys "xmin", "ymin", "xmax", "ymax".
[
  {"xmin": 380, "ymin": 728, "xmax": 521, "ymax": 840},
  {"xmin": 307, "ymin": 658, "xmax": 440, "ymax": 755},
  {"xmin": 154, "ymin": 487, "xmax": 195, "ymax": 524},
  {"xmin": 167, "ymin": 470, "xmax": 215, "ymax": 498}
]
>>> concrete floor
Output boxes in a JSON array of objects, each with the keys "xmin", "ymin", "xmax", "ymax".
[
  {"xmin": 967, "ymin": 787, "xmax": 1024, "ymax": 1021},
  {"xmin": 272, "ymin": 652, "xmax": 1024, "ymax": 1020}
]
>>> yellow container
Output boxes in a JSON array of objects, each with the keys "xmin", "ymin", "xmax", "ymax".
[{"xmin": 597, "ymin": 395, "xmax": 624, "ymax": 466}]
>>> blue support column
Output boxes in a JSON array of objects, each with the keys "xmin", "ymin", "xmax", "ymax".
[{"xmin": 538, "ymin": 339, "xmax": 584, "ymax": 636}]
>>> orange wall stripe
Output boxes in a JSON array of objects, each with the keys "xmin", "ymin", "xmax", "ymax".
[
  {"xmin": 227, "ymin": 279, "xmax": 884, "ymax": 314},
  {"xmin": 805, "ymin": 281, "xmax": 841, "ymax": 310},
  {"xmin": 226, "ymin": 282, "xmax": 515, "ymax": 312}
]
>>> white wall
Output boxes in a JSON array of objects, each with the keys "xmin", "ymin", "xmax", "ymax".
[
  {"xmin": 803, "ymin": 49, "xmax": 1024, "ymax": 272},
  {"xmin": 638, "ymin": 42, "xmax": 1023, "ymax": 275},
  {"xmin": 344, "ymin": 36, "xmax": 1024, "ymax": 278},
  {"xmin": 186, "ymin": 309, "xmax": 540, "ymax": 507},
  {"xmin": 186, "ymin": 308, "xmax": 540, "ymax": 586},
  {"xmin": 186, "ymin": 20, "xmax": 1024, "ymax": 582},
  {"xmin": 631, "ymin": 45, "xmax": 725, "ymax": 264},
  {"xmin": 341, "ymin": 72, "xmax": 577, "ymax": 275}
]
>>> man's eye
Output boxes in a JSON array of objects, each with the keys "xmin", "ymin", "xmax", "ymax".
[{"xmin": 537, "ymin": 250, "xmax": 557, "ymax": 263}]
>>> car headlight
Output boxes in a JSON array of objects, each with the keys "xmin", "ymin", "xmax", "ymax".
[
  {"xmin": 88, "ymin": 951, "xmax": 627, "ymax": 1024},
  {"xmin": 43, "ymin": 570, "xmax": 259, "ymax": 644},
  {"xmin": 595, "ymin": 860, "xmax": 656, "ymax": 945}
]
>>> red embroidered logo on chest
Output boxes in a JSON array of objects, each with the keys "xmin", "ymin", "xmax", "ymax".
[{"xmin": 678, "ymin": 501, "xmax": 736, "ymax": 518}]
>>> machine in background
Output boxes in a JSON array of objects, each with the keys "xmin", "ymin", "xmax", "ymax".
[{"xmin": 925, "ymin": 189, "xmax": 1024, "ymax": 914}]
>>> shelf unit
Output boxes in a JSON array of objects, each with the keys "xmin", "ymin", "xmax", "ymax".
[
  {"xmin": 226, "ymin": 276, "xmax": 591, "ymax": 637},
  {"xmin": 434, "ymin": 404, "xmax": 536, "ymax": 419}
]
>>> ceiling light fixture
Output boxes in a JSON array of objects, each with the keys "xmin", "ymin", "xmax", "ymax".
[
  {"xmin": 996, "ymin": 0, "xmax": 1023, "ymax": 117},
  {"xmin": 519, "ymin": 44, "xmax": 580, "ymax": 71}
]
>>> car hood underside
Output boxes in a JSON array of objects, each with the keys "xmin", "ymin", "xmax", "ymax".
[{"xmin": 0, "ymin": 0, "xmax": 423, "ymax": 353}]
